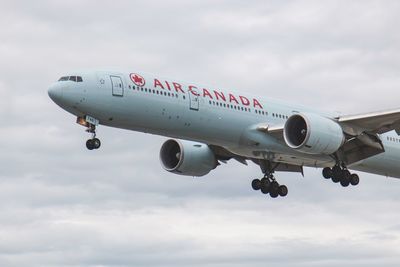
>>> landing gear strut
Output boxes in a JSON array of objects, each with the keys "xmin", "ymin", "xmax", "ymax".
[
  {"xmin": 322, "ymin": 164, "xmax": 359, "ymax": 187},
  {"xmin": 77, "ymin": 116, "xmax": 101, "ymax": 150},
  {"xmin": 85, "ymin": 125, "xmax": 101, "ymax": 150},
  {"xmin": 251, "ymin": 161, "xmax": 288, "ymax": 198}
]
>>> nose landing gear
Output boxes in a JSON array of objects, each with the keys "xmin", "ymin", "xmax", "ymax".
[
  {"xmin": 77, "ymin": 116, "xmax": 101, "ymax": 150},
  {"xmin": 85, "ymin": 125, "xmax": 101, "ymax": 150}
]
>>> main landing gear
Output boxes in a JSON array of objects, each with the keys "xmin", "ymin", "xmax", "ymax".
[
  {"xmin": 322, "ymin": 164, "xmax": 360, "ymax": 187},
  {"xmin": 251, "ymin": 174, "xmax": 288, "ymax": 198},
  {"xmin": 251, "ymin": 161, "xmax": 288, "ymax": 198}
]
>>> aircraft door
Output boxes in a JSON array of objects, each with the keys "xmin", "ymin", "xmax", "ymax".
[
  {"xmin": 110, "ymin": 75, "xmax": 124, "ymax": 97},
  {"xmin": 188, "ymin": 89, "xmax": 199, "ymax": 111}
]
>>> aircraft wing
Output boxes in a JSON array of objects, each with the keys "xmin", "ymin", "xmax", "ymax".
[
  {"xmin": 250, "ymin": 109, "xmax": 400, "ymax": 166},
  {"xmin": 338, "ymin": 108, "xmax": 400, "ymax": 135},
  {"xmin": 335, "ymin": 109, "xmax": 400, "ymax": 165},
  {"xmin": 254, "ymin": 109, "xmax": 400, "ymax": 138},
  {"xmin": 253, "ymin": 111, "xmax": 396, "ymax": 166}
]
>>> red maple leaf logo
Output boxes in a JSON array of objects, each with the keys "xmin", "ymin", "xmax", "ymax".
[{"xmin": 130, "ymin": 73, "xmax": 145, "ymax": 87}]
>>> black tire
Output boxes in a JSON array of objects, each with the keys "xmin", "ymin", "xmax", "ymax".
[
  {"xmin": 278, "ymin": 185, "xmax": 288, "ymax": 197},
  {"xmin": 260, "ymin": 178, "xmax": 270, "ymax": 194},
  {"xmin": 269, "ymin": 181, "xmax": 279, "ymax": 198},
  {"xmin": 322, "ymin": 167, "xmax": 332, "ymax": 179},
  {"xmin": 270, "ymin": 181, "xmax": 279, "ymax": 191},
  {"xmin": 331, "ymin": 172, "xmax": 341, "ymax": 183},
  {"xmin": 260, "ymin": 178, "xmax": 270, "ymax": 188},
  {"xmin": 93, "ymin": 138, "xmax": 101, "ymax": 149},
  {"xmin": 340, "ymin": 177, "xmax": 350, "ymax": 187},
  {"xmin": 86, "ymin": 139, "xmax": 94, "ymax": 150},
  {"xmin": 270, "ymin": 188, "xmax": 279, "ymax": 198},
  {"xmin": 251, "ymin": 179, "xmax": 261, "ymax": 190},
  {"xmin": 343, "ymin": 169, "xmax": 351, "ymax": 179},
  {"xmin": 261, "ymin": 185, "xmax": 270, "ymax": 194},
  {"xmin": 332, "ymin": 166, "xmax": 341, "ymax": 178},
  {"xmin": 350, "ymin": 174, "xmax": 360, "ymax": 186},
  {"xmin": 339, "ymin": 169, "xmax": 351, "ymax": 187}
]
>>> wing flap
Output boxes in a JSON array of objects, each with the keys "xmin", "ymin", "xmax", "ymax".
[
  {"xmin": 339, "ymin": 133, "xmax": 385, "ymax": 165},
  {"xmin": 338, "ymin": 109, "xmax": 400, "ymax": 135}
]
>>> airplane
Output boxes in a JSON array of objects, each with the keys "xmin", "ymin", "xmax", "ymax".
[{"xmin": 48, "ymin": 70, "xmax": 400, "ymax": 198}]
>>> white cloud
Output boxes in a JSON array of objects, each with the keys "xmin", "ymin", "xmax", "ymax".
[{"xmin": 1, "ymin": 0, "xmax": 400, "ymax": 266}]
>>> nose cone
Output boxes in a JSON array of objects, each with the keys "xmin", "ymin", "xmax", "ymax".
[{"xmin": 48, "ymin": 83, "xmax": 63, "ymax": 105}]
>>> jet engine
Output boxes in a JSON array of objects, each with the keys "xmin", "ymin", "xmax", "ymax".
[
  {"xmin": 159, "ymin": 139, "xmax": 217, "ymax": 177},
  {"xmin": 283, "ymin": 113, "xmax": 345, "ymax": 155}
]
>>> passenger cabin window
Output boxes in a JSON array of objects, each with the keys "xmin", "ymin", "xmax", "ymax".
[{"xmin": 58, "ymin": 76, "xmax": 83, "ymax": 82}]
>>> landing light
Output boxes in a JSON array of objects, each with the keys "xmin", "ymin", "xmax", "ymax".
[{"xmin": 76, "ymin": 117, "xmax": 89, "ymax": 127}]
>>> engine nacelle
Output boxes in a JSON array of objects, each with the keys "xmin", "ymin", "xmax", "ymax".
[
  {"xmin": 283, "ymin": 113, "xmax": 345, "ymax": 155},
  {"xmin": 159, "ymin": 139, "xmax": 217, "ymax": 177}
]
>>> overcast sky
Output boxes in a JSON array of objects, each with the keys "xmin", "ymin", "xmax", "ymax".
[{"xmin": 1, "ymin": 0, "xmax": 400, "ymax": 266}]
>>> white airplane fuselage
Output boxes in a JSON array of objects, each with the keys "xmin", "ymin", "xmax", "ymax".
[{"xmin": 48, "ymin": 70, "xmax": 400, "ymax": 180}]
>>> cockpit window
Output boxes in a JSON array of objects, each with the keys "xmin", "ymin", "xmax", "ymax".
[{"xmin": 58, "ymin": 76, "xmax": 83, "ymax": 82}]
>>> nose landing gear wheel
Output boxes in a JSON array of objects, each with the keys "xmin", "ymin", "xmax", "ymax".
[
  {"xmin": 93, "ymin": 138, "xmax": 101, "ymax": 149},
  {"xmin": 86, "ymin": 139, "xmax": 94, "ymax": 150},
  {"xmin": 86, "ymin": 138, "xmax": 101, "ymax": 150}
]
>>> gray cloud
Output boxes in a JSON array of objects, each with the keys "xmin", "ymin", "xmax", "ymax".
[{"xmin": 1, "ymin": 0, "xmax": 400, "ymax": 266}]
